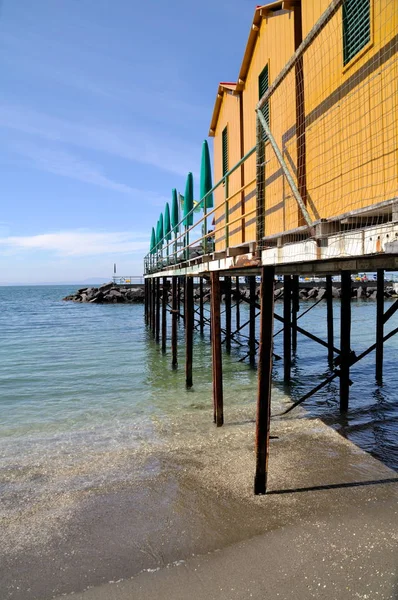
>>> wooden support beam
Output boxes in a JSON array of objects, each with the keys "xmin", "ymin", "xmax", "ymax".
[
  {"xmin": 151, "ymin": 278, "xmax": 156, "ymax": 336},
  {"xmin": 185, "ymin": 277, "xmax": 193, "ymax": 388},
  {"xmin": 283, "ymin": 275, "xmax": 292, "ymax": 382},
  {"xmin": 340, "ymin": 270, "xmax": 351, "ymax": 411},
  {"xmin": 254, "ymin": 266, "xmax": 275, "ymax": 495},
  {"xmin": 177, "ymin": 277, "xmax": 181, "ymax": 321},
  {"xmin": 376, "ymin": 269, "xmax": 384, "ymax": 383},
  {"xmin": 225, "ymin": 276, "xmax": 232, "ymax": 353},
  {"xmin": 249, "ymin": 276, "xmax": 257, "ymax": 366},
  {"xmin": 155, "ymin": 278, "xmax": 161, "ymax": 343},
  {"xmin": 281, "ymin": 324, "xmax": 398, "ymax": 416},
  {"xmin": 144, "ymin": 279, "xmax": 148, "ymax": 324},
  {"xmin": 199, "ymin": 277, "xmax": 204, "ymax": 336},
  {"xmin": 162, "ymin": 277, "xmax": 167, "ymax": 353},
  {"xmin": 211, "ymin": 272, "xmax": 223, "ymax": 427},
  {"xmin": 235, "ymin": 276, "xmax": 240, "ymax": 331},
  {"xmin": 172, "ymin": 277, "xmax": 178, "ymax": 368},
  {"xmin": 326, "ymin": 275, "xmax": 334, "ymax": 368},
  {"xmin": 291, "ymin": 275, "xmax": 299, "ymax": 353},
  {"xmin": 240, "ymin": 295, "xmax": 341, "ymax": 355},
  {"xmin": 147, "ymin": 279, "xmax": 151, "ymax": 327}
]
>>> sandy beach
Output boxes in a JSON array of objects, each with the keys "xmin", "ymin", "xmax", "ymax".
[{"xmin": 2, "ymin": 403, "xmax": 397, "ymax": 600}]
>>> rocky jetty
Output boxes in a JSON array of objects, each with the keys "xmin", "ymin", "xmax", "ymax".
[
  {"xmin": 63, "ymin": 282, "xmax": 145, "ymax": 304},
  {"xmin": 63, "ymin": 280, "xmax": 398, "ymax": 305}
]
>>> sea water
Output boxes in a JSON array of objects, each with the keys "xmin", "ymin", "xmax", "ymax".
[{"xmin": 0, "ymin": 285, "xmax": 397, "ymax": 485}]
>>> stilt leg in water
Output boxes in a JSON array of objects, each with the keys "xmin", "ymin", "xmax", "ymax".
[
  {"xmin": 254, "ymin": 266, "xmax": 275, "ymax": 495},
  {"xmin": 211, "ymin": 272, "xmax": 223, "ymax": 427}
]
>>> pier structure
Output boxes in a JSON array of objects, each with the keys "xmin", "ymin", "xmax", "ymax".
[{"xmin": 144, "ymin": 0, "xmax": 398, "ymax": 494}]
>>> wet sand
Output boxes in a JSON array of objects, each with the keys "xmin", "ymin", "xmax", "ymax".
[{"xmin": 1, "ymin": 407, "xmax": 398, "ymax": 600}]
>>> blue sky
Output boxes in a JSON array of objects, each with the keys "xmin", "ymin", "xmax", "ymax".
[{"xmin": 0, "ymin": 0, "xmax": 260, "ymax": 283}]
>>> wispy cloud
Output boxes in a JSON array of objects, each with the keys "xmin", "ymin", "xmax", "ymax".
[
  {"xmin": 12, "ymin": 141, "xmax": 141, "ymax": 195},
  {"xmin": 10, "ymin": 141, "xmax": 171, "ymax": 205},
  {"xmin": 0, "ymin": 229, "xmax": 149, "ymax": 257},
  {"xmin": 0, "ymin": 105, "xmax": 199, "ymax": 178}
]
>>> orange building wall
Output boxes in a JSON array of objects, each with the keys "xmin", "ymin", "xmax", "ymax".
[
  {"xmin": 213, "ymin": 90, "xmax": 242, "ymax": 250},
  {"xmin": 242, "ymin": 8, "xmax": 298, "ymax": 239},
  {"xmin": 302, "ymin": 0, "xmax": 398, "ymax": 222}
]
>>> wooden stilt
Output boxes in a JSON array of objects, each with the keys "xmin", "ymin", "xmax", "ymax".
[
  {"xmin": 151, "ymin": 278, "xmax": 156, "ymax": 337},
  {"xmin": 376, "ymin": 268, "xmax": 384, "ymax": 383},
  {"xmin": 235, "ymin": 276, "xmax": 240, "ymax": 331},
  {"xmin": 177, "ymin": 277, "xmax": 181, "ymax": 322},
  {"xmin": 326, "ymin": 275, "xmax": 334, "ymax": 368},
  {"xmin": 161, "ymin": 277, "xmax": 167, "ymax": 353},
  {"xmin": 199, "ymin": 277, "xmax": 204, "ymax": 335},
  {"xmin": 340, "ymin": 270, "xmax": 351, "ymax": 412},
  {"xmin": 185, "ymin": 277, "xmax": 193, "ymax": 388},
  {"xmin": 283, "ymin": 275, "xmax": 292, "ymax": 382},
  {"xmin": 210, "ymin": 272, "xmax": 223, "ymax": 426},
  {"xmin": 249, "ymin": 276, "xmax": 256, "ymax": 366},
  {"xmin": 254, "ymin": 266, "xmax": 275, "ymax": 495},
  {"xmin": 155, "ymin": 278, "xmax": 160, "ymax": 344},
  {"xmin": 172, "ymin": 277, "xmax": 178, "ymax": 368},
  {"xmin": 225, "ymin": 276, "xmax": 232, "ymax": 353},
  {"xmin": 291, "ymin": 275, "xmax": 299, "ymax": 354},
  {"xmin": 144, "ymin": 279, "xmax": 148, "ymax": 324},
  {"xmin": 147, "ymin": 279, "xmax": 151, "ymax": 327}
]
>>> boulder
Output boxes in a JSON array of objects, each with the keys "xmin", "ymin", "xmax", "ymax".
[
  {"xmin": 317, "ymin": 288, "xmax": 326, "ymax": 300},
  {"xmin": 357, "ymin": 286, "xmax": 364, "ymax": 299},
  {"xmin": 108, "ymin": 289, "xmax": 122, "ymax": 298},
  {"xmin": 307, "ymin": 288, "xmax": 318, "ymax": 299},
  {"xmin": 98, "ymin": 282, "xmax": 114, "ymax": 294},
  {"xmin": 331, "ymin": 286, "xmax": 340, "ymax": 298}
]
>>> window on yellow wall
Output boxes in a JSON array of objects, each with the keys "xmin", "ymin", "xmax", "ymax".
[
  {"xmin": 342, "ymin": 0, "xmax": 371, "ymax": 66},
  {"xmin": 222, "ymin": 126, "xmax": 228, "ymax": 177},
  {"xmin": 258, "ymin": 65, "xmax": 269, "ymax": 141}
]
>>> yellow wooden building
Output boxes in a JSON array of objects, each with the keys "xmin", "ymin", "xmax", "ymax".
[{"xmin": 209, "ymin": 0, "xmax": 398, "ymax": 253}]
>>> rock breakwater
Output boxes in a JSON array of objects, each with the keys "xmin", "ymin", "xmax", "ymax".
[
  {"xmin": 63, "ymin": 283, "xmax": 145, "ymax": 304},
  {"xmin": 63, "ymin": 281, "xmax": 398, "ymax": 304}
]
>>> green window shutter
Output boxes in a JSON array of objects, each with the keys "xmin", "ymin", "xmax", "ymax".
[
  {"xmin": 343, "ymin": 0, "xmax": 370, "ymax": 66},
  {"xmin": 258, "ymin": 65, "xmax": 269, "ymax": 141},
  {"xmin": 222, "ymin": 126, "xmax": 228, "ymax": 177}
]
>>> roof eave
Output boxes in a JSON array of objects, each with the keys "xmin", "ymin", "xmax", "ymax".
[
  {"xmin": 235, "ymin": 1, "xmax": 299, "ymax": 92},
  {"xmin": 208, "ymin": 83, "xmax": 237, "ymax": 137}
]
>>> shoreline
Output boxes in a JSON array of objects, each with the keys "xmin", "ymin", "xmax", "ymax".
[{"xmin": 2, "ymin": 403, "xmax": 397, "ymax": 600}]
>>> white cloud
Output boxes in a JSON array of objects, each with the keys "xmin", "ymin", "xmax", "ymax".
[
  {"xmin": 0, "ymin": 105, "xmax": 198, "ymax": 178},
  {"xmin": 12, "ymin": 141, "xmax": 140, "ymax": 195},
  {"xmin": 0, "ymin": 229, "xmax": 149, "ymax": 257}
]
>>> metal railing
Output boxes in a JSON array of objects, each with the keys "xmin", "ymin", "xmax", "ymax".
[
  {"xmin": 112, "ymin": 276, "xmax": 145, "ymax": 285},
  {"xmin": 144, "ymin": 146, "xmax": 256, "ymax": 274}
]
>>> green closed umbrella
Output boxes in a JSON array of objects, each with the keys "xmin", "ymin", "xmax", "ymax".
[
  {"xmin": 171, "ymin": 188, "xmax": 179, "ymax": 233},
  {"xmin": 200, "ymin": 140, "xmax": 213, "ymax": 209},
  {"xmin": 164, "ymin": 203, "xmax": 171, "ymax": 241},
  {"xmin": 158, "ymin": 213, "xmax": 164, "ymax": 245},
  {"xmin": 183, "ymin": 172, "xmax": 194, "ymax": 227},
  {"xmin": 150, "ymin": 227, "xmax": 156, "ymax": 253}
]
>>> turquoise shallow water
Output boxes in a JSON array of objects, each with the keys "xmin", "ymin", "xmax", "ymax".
[{"xmin": 0, "ymin": 285, "xmax": 397, "ymax": 473}]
